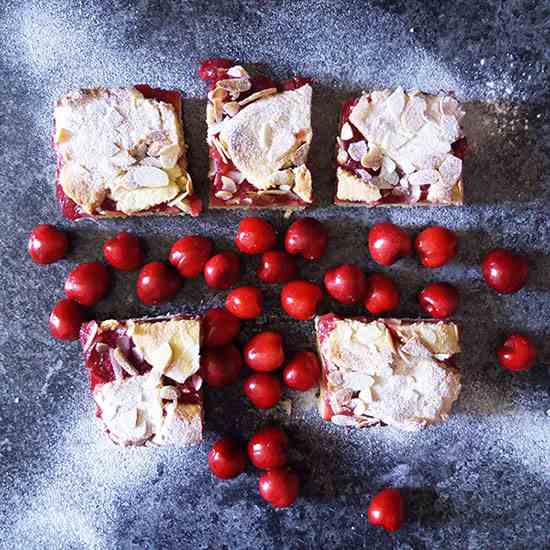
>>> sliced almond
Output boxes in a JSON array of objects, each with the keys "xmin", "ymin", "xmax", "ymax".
[
  {"xmin": 130, "ymin": 165, "xmax": 169, "ymax": 188},
  {"xmin": 260, "ymin": 123, "xmax": 273, "ymax": 150},
  {"xmin": 226, "ymin": 65, "xmax": 250, "ymax": 79},
  {"xmin": 207, "ymin": 87, "xmax": 228, "ymax": 102},
  {"xmin": 348, "ymin": 140, "xmax": 369, "ymax": 162},
  {"xmin": 149, "ymin": 343, "xmax": 173, "ymax": 372},
  {"xmin": 408, "ymin": 169, "xmax": 443, "ymax": 188},
  {"xmin": 214, "ymin": 190, "xmax": 235, "ymax": 200},
  {"xmin": 336, "ymin": 147, "xmax": 349, "ymax": 165},
  {"xmin": 292, "ymin": 165, "xmax": 312, "ymax": 202},
  {"xmin": 291, "ymin": 142, "xmax": 309, "ymax": 166},
  {"xmin": 112, "ymin": 347, "xmax": 139, "ymax": 376},
  {"xmin": 340, "ymin": 122, "xmax": 354, "ymax": 141},
  {"xmin": 223, "ymin": 101, "xmax": 240, "ymax": 117},
  {"xmin": 401, "ymin": 95, "xmax": 427, "ymax": 133},
  {"xmin": 360, "ymin": 145, "xmax": 383, "ymax": 169},
  {"xmin": 216, "ymin": 78, "xmax": 252, "ymax": 95},
  {"xmin": 238, "ymin": 87, "xmax": 277, "ymax": 107},
  {"xmin": 220, "ymin": 175, "xmax": 237, "ymax": 193},
  {"xmin": 158, "ymin": 144, "xmax": 181, "ymax": 169},
  {"xmin": 211, "ymin": 135, "xmax": 230, "ymax": 164},
  {"xmin": 268, "ymin": 169, "xmax": 293, "ymax": 188}
]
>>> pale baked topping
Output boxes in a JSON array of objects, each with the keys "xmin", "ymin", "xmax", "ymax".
[
  {"xmin": 336, "ymin": 168, "xmax": 382, "ymax": 202},
  {"xmin": 320, "ymin": 318, "xmax": 461, "ymax": 431},
  {"xmin": 54, "ymin": 87, "xmax": 193, "ymax": 215}
]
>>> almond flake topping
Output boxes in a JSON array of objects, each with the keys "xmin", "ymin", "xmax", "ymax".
[
  {"xmin": 348, "ymin": 140, "xmax": 369, "ymax": 162},
  {"xmin": 340, "ymin": 122, "xmax": 354, "ymax": 140}
]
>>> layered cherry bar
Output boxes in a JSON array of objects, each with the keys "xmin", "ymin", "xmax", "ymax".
[
  {"xmin": 54, "ymin": 85, "xmax": 201, "ymax": 220},
  {"xmin": 200, "ymin": 59, "xmax": 313, "ymax": 209},
  {"xmin": 335, "ymin": 88, "xmax": 466, "ymax": 206},
  {"xmin": 80, "ymin": 315, "xmax": 202, "ymax": 447},
  {"xmin": 315, "ymin": 314, "xmax": 461, "ymax": 431}
]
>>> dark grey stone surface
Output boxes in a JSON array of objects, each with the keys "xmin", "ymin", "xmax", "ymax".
[{"xmin": 0, "ymin": 1, "xmax": 549, "ymax": 548}]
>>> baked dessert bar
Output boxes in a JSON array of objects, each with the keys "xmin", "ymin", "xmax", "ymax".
[
  {"xmin": 335, "ymin": 88, "xmax": 466, "ymax": 207},
  {"xmin": 315, "ymin": 314, "xmax": 461, "ymax": 431},
  {"xmin": 201, "ymin": 60, "xmax": 313, "ymax": 209},
  {"xmin": 54, "ymin": 85, "xmax": 202, "ymax": 220},
  {"xmin": 80, "ymin": 315, "xmax": 202, "ymax": 447}
]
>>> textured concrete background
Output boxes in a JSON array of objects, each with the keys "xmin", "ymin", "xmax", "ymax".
[{"xmin": 0, "ymin": 1, "xmax": 549, "ymax": 549}]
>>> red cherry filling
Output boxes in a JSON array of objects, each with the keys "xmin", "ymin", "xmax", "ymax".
[
  {"xmin": 368, "ymin": 488, "xmax": 406, "ymax": 533},
  {"xmin": 225, "ymin": 286, "xmax": 263, "ymax": 319},
  {"xmin": 136, "ymin": 262, "xmax": 181, "ymax": 305},
  {"xmin": 258, "ymin": 468, "xmax": 300, "ymax": 508},
  {"xmin": 198, "ymin": 58, "xmax": 234, "ymax": 81},
  {"xmin": 415, "ymin": 226, "xmax": 458, "ymax": 268},
  {"xmin": 364, "ymin": 273, "xmax": 400, "ymax": 315},
  {"xmin": 324, "ymin": 264, "xmax": 367, "ymax": 305},
  {"xmin": 247, "ymin": 425, "xmax": 288, "ymax": 469},
  {"xmin": 285, "ymin": 217, "xmax": 328, "ymax": 261},
  {"xmin": 204, "ymin": 251, "xmax": 241, "ymax": 289},
  {"xmin": 244, "ymin": 331, "xmax": 285, "ymax": 372},
  {"xmin": 65, "ymin": 262, "xmax": 110, "ymax": 306},
  {"xmin": 243, "ymin": 373, "xmax": 282, "ymax": 409},
  {"xmin": 280, "ymin": 280, "xmax": 323, "ymax": 320},
  {"xmin": 169, "ymin": 235, "xmax": 213, "ymax": 278},
  {"xmin": 235, "ymin": 217, "xmax": 277, "ymax": 255},
  {"xmin": 103, "ymin": 231, "xmax": 144, "ymax": 272},
  {"xmin": 49, "ymin": 299, "xmax": 87, "ymax": 341},
  {"xmin": 368, "ymin": 222, "xmax": 412, "ymax": 266},
  {"xmin": 208, "ymin": 437, "xmax": 247, "ymax": 480},
  {"xmin": 481, "ymin": 249, "xmax": 528, "ymax": 294},
  {"xmin": 498, "ymin": 334, "xmax": 537, "ymax": 372},
  {"xmin": 202, "ymin": 307, "xmax": 241, "ymax": 347},
  {"xmin": 201, "ymin": 344, "xmax": 242, "ymax": 388},
  {"xmin": 256, "ymin": 250, "xmax": 298, "ymax": 284},
  {"xmin": 418, "ymin": 283, "xmax": 459, "ymax": 319},
  {"xmin": 282, "ymin": 351, "xmax": 321, "ymax": 391},
  {"xmin": 28, "ymin": 224, "xmax": 69, "ymax": 265}
]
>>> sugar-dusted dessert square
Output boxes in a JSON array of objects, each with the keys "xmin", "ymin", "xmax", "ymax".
[
  {"xmin": 315, "ymin": 314, "xmax": 462, "ymax": 431},
  {"xmin": 335, "ymin": 88, "xmax": 466, "ymax": 207},
  {"xmin": 54, "ymin": 85, "xmax": 201, "ymax": 220},
  {"xmin": 200, "ymin": 59, "xmax": 313, "ymax": 210},
  {"xmin": 80, "ymin": 315, "xmax": 203, "ymax": 447}
]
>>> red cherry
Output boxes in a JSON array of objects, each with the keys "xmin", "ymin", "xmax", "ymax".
[
  {"xmin": 103, "ymin": 231, "xmax": 144, "ymax": 272},
  {"xmin": 243, "ymin": 373, "xmax": 282, "ymax": 409},
  {"xmin": 258, "ymin": 468, "xmax": 300, "ymax": 508},
  {"xmin": 198, "ymin": 58, "xmax": 234, "ymax": 81},
  {"xmin": 64, "ymin": 262, "xmax": 110, "ymax": 306},
  {"xmin": 28, "ymin": 224, "xmax": 68, "ymax": 265},
  {"xmin": 203, "ymin": 308, "xmax": 241, "ymax": 347},
  {"xmin": 225, "ymin": 286, "xmax": 263, "ymax": 319},
  {"xmin": 285, "ymin": 217, "xmax": 328, "ymax": 261},
  {"xmin": 244, "ymin": 331, "xmax": 285, "ymax": 372},
  {"xmin": 415, "ymin": 226, "xmax": 457, "ymax": 268},
  {"xmin": 368, "ymin": 488, "xmax": 406, "ymax": 532},
  {"xmin": 368, "ymin": 222, "xmax": 412, "ymax": 266},
  {"xmin": 235, "ymin": 217, "xmax": 277, "ymax": 255},
  {"xmin": 418, "ymin": 282, "xmax": 459, "ymax": 319},
  {"xmin": 136, "ymin": 262, "xmax": 181, "ymax": 305},
  {"xmin": 282, "ymin": 351, "xmax": 321, "ymax": 391},
  {"xmin": 280, "ymin": 280, "xmax": 323, "ymax": 320},
  {"xmin": 498, "ymin": 334, "xmax": 537, "ymax": 372},
  {"xmin": 364, "ymin": 273, "xmax": 400, "ymax": 315},
  {"xmin": 324, "ymin": 264, "xmax": 367, "ymax": 305},
  {"xmin": 169, "ymin": 235, "xmax": 213, "ymax": 278},
  {"xmin": 204, "ymin": 251, "xmax": 241, "ymax": 289},
  {"xmin": 208, "ymin": 437, "xmax": 247, "ymax": 479},
  {"xmin": 201, "ymin": 345, "xmax": 242, "ymax": 388},
  {"xmin": 256, "ymin": 250, "xmax": 298, "ymax": 284},
  {"xmin": 481, "ymin": 249, "xmax": 528, "ymax": 294},
  {"xmin": 48, "ymin": 299, "xmax": 86, "ymax": 341},
  {"xmin": 247, "ymin": 425, "xmax": 288, "ymax": 469}
]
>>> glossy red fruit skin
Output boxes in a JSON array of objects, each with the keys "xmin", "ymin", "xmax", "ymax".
[
  {"xmin": 368, "ymin": 222, "xmax": 412, "ymax": 266},
  {"xmin": 203, "ymin": 308, "xmax": 241, "ymax": 347},
  {"xmin": 103, "ymin": 231, "xmax": 144, "ymax": 272},
  {"xmin": 285, "ymin": 217, "xmax": 328, "ymax": 261},
  {"xmin": 247, "ymin": 425, "xmax": 288, "ymax": 469},
  {"xmin": 198, "ymin": 58, "xmax": 234, "ymax": 81},
  {"xmin": 481, "ymin": 249, "xmax": 528, "ymax": 294},
  {"xmin": 324, "ymin": 264, "xmax": 367, "ymax": 305},
  {"xmin": 415, "ymin": 226, "xmax": 457, "ymax": 268},
  {"xmin": 28, "ymin": 224, "xmax": 68, "ymax": 265},
  {"xmin": 256, "ymin": 250, "xmax": 298, "ymax": 284},
  {"xmin": 418, "ymin": 283, "xmax": 459, "ymax": 319},
  {"xmin": 258, "ymin": 468, "xmax": 300, "ymax": 508},
  {"xmin": 136, "ymin": 262, "xmax": 181, "ymax": 305},
  {"xmin": 169, "ymin": 235, "xmax": 213, "ymax": 278},
  {"xmin": 243, "ymin": 373, "xmax": 282, "ymax": 409},
  {"xmin": 364, "ymin": 273, "xmax": 400, "ymax": 315},
  {"xmin": 64, "ymin": 262, "xmax": 110, "ymax": 306},
  {"xmin": 281, "ymin": 280, "xmax": 323, "ymax": 320},
  {"xmin": 208, "ymin": 437, "xmax": 247, "ymax": 480},
  {"xmin": 235, "ymin": 217, "xmax": 277, "ymax": 255},
  {"xmin": 201, "ymin": 345, "xmax": 242, "ymax": 388},
  {"xmin": 498, "ymin": 334, "xmax": 537, "ymax": 372},
  {"xmin": 225, "ymin": 286, "xmax": 263, "ymax": 319},
  {"xmin": 282, "ymin": 351, "xmax": 321, "ymax": 391},
  {"xmin": 204, "ymin": 251, "xmax": 241, "ymax": 289},
  {"xmin": 244, "ymin": 331, "xmax": 285, "ymax": 372},
  {"xmin": 49, "ymin": 299, "xmax": 86, "ymax": 341},
  {"xmin": 368, "ymin": 488, "xmax": 406, "ymax": 533}
]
